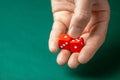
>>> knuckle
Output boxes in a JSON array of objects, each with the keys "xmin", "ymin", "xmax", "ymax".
[
  {"xmin": 75, "ymin": 11, "xmax": 90, "ymax": 23},
  {"xmin": 72, "ymin": 11, "xmax": 90, "ymax": 29}
]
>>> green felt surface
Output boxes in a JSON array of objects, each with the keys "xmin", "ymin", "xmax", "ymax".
[{"xmin": 0, "ymin": 0, "xmax": 119, "ymax": 80}]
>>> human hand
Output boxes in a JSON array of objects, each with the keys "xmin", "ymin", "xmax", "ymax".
[{"xmin": 49, "ymin": 0, "xmax": 110, "ymax": 68}]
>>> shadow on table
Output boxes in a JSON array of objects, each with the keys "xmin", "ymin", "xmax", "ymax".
[{"xmin": 66, "ymin": 40, "xmax": 120, "ymax": 78}]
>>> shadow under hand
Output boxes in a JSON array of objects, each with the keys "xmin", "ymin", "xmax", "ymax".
[{"xmin": 66, "ymin": 39, "xmax": 120, "ymax": 78}]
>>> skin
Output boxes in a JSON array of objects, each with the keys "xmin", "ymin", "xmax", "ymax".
[{"xmin": 49, "ymin": 0, "xmax": 110, "ymax": 69}]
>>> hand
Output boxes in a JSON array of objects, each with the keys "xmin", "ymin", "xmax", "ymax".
[{"xmin": 49, "ymin": 0, "xmax": 110, "ymax": 68}]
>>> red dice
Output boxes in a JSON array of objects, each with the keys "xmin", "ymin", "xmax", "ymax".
[
  {"xmin": 58, "ymin": 34, "xmax": 72, "ymax": 50},
  {"xmin": 70, "ymin": 38, "xmax": 83, "ymax": 52},
  {"xmin": 58, "ymin": 34, "xmax": 84, "ymax": 52}
]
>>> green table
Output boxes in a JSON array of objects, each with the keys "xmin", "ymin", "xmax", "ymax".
[{"xmin": 0, "ymin": 0, "xmax": 120, "ymax": 80}]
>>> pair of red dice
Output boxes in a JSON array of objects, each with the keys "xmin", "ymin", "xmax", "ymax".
[{"xmin": 58, "ymin": 34, "xmax": 84, "ymax": 52}]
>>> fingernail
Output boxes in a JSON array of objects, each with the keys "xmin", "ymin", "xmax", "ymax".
[
  {"xmin": 57, "ymin": 55, "xmax": 66, "ymax": 66},
  {"xmin": 68, "ymin": 26, "xmax": 81, "ymax": 38}
]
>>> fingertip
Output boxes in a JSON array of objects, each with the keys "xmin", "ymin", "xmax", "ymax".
[
  {"xmin": 68, "ymin": 62, "xmax": 78, "ymax": 69},
  {"xmin": 68, "ymin": 53, "xmax": 80, "ymax": 69},
  {"xmin": 49, "ymin": 40, "xmax": 58, "ymax": 53},
  {"xmin": 57, "ymin": 50, "xmax": 71, "ymax": 66},
  {"xmin": 57, "ymin": 57, "xmax": 65, "ymax": 66},
  {"xmin": 56, "ymin": 52, "xmax": 66, "ymax": 66},
  {"xmin": 68, "ymin": 26, "xmax": 82, "ymax": 38},
  {"xmin": 49, "ymin": 47, "xmax": 58, "ymax": 53}
]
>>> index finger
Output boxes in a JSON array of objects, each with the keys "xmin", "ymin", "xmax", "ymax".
[{"xmin": 49, "ymin": 21, "xmax": 67, "ymax": 53}]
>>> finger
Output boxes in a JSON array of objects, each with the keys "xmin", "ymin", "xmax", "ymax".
[
  {"xmin": 67, "ymin": 33, "xmax": 90, "ymax": 69},
  {"xmin": 57, "ymin": 49, "xmax": 71, "ymax": 66},
  {"xmin": 49, "ymin": 21, "xmax": 66, "ymax": 53},
  {"xmin": 68, "ymin": 0, "xmax": 93, "ymax": 38},
  {"xmin": 68, "ymin": 53, "xmax": 79, "ymax": 69},
  {"xmin": 78, "ymin": 22, "xmax": 108, "ymax": 64}
]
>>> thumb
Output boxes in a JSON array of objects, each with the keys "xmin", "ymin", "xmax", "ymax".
[{"xmin": 68, "ymin": 0, "xmax": 93, "ymax": 38}]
